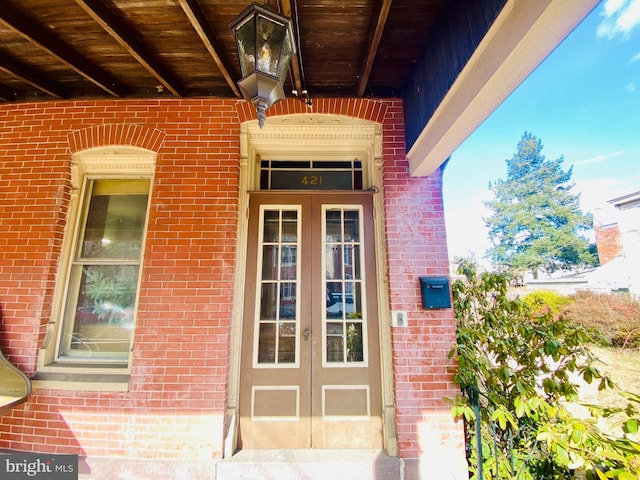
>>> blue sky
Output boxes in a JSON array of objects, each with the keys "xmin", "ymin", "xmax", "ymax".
[{"xmin": 443, "ymin": 0, "xmax": 640, "ymax": 261}]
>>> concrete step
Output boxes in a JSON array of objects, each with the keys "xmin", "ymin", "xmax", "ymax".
[{"xmin": 215, "ymin": 449, "xmax": 402, "ymax": 480}]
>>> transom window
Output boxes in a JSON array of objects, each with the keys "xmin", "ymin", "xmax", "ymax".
[{"xmin": 260, "ymin": 159, "xmax": 363, "ymax": 190}]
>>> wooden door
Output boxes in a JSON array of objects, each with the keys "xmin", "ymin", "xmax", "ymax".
[{"xmin": 238, "ymin": 192, "xmax": 382, "ymax": 449}]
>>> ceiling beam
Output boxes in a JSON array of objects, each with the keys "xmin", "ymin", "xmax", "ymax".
[
  {"xmin": 74, "ymin": 0, "xmax": 184, "ymax": 98},
  {"xmin": 357, "ymin": 0, "xmax": 392, "ymax": 97},
  {"xmin": 177, "ymin": 0, "xmax": 241, "ymax": 98},
  {"xmin": 0, "ymin": 2, "xmax": 123, "ymax": 97},
  {"xmin": 279, "ymin": 0, "xmax": 303, "ymax": 95},
  {"xmin": 0, "ymin": 53, "xmax": 66, "ymax": 99}
]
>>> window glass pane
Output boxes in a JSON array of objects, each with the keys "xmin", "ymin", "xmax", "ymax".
[
  {"xmin": 325, "ymin": 210, "xmax": 342, "ymax": 241},
  {"xmin": 60, "ymin": 264, "xmax": 138, "ymax": 360},
  {"xmin": 81, "ymin": 180, "xmax": 149, "ymax": 260}
]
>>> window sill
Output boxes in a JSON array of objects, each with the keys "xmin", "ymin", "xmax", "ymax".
[{"xmin": 33, "ymin": 365, "xmax": 130, "ymax": 392}]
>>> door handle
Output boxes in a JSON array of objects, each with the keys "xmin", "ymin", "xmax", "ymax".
[{"xmin": 303, "ymin": 328, "xmax": 310, "ymax": 341}]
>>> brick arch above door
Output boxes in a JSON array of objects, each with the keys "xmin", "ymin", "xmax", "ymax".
[
  {"xmin": 67, "ymin": 124, "xmax": 167, "ymax": 154},
  {"xmin": 235, "ymin": 98, "xmax": 390, "ymax": 125}
]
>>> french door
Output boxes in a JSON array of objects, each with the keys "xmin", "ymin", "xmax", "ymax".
[{"xmin": 238, "ymin": 192, "xmax": 382, "ymax": 449}]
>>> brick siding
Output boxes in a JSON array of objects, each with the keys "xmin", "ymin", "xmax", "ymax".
[{"xmin": 0, "ymin": 98, "xmax": 463, "ymax": 462}]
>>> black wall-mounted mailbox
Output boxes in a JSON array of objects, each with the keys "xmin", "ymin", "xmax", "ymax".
[{"xmin": 419, "ymin": 276, "xmax": 451, "ymax": 309}]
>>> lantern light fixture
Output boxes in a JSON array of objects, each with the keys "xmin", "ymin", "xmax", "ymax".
[{"xmin": 230, "ymin": 3, "xmax": 297, "ymax": 128}]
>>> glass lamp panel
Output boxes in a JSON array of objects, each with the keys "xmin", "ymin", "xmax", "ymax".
[
  {"xmin": 255, "ymin": 14, "xmax": 287, "ymax": 76},
  {"xmin": 234, "ymin": 16, "xmax": 257, "ymax": 77},
  {"xmin": 276, "ymin": 34, "xmax": 293, "ymax": 83}
]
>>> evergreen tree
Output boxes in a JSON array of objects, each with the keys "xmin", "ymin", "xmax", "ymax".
[{"xmin": 484, "ymin": 132, "xmax": 597, "ymax": 277}]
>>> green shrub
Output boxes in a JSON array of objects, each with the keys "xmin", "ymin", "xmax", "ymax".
[
  {"xmin": 522, "ymin": 290, "xmax": 574, "ymax": 316},
  {"xmin": 561, "ymin": 291, "xmax": 640, "ymax": 349}
]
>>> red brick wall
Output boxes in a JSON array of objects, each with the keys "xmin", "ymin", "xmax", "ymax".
[
  {"xmin": 0, "ymin": 97, "xmax": 463, "ymax": 462},
  {"xmin": 380, "ymin": 104, "xmax": 465, "ymax": 460}
]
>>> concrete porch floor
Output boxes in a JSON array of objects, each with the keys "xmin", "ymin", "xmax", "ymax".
[{"xmin": 76, "ymin": 449, "xmax": 405, "ymax": 480}]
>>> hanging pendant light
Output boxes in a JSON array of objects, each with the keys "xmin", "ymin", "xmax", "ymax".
[{"xmin": 230, "ymin": 3, "xmax": 296, "ymax": 128}]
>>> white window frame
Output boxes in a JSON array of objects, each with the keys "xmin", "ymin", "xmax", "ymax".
[{"xmin": 37, "ymin": 147, "xmax": 156, "ymax": 382}]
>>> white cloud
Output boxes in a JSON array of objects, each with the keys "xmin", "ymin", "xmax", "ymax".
[
  {"xmin": 627, "ymin": 82, "xmax": 637, "ymax": 92},
  {"xmin": 573, "ymin": 177, "xmax": 637, "ymax": 214},
  {"xmin": 597, "ymin": 0, "xmax": 640, "ymax": 38},
  {"xmin": 631, "ymin": 51, "xmax": 640, "ymax": 62},
  {"xmin": 573, "ymin": 150, "xmax": 624, "ymax": 166}
]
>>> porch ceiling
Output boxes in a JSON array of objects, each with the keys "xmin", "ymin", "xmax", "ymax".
[{"xmin": 0, "ymin": 0, "xmax": 598, "ymax": 175}]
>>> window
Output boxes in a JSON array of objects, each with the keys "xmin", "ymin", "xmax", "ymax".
[
  {"xmin": 38, "ymin": 147, "xmax": 156, "ymax": 377},
  {"xmin": 58, "ymin": 179, "xmax": 150, "ymax": 362}
]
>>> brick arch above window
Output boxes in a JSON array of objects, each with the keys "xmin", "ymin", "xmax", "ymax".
[{"xmin": 67, "ymin": 124, "xmax": 166, "ymax": 154}]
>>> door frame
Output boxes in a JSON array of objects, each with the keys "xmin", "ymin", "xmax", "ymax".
[{"xmin": 224, "ymin": 114, "xmax": 397, "ymax": 456}]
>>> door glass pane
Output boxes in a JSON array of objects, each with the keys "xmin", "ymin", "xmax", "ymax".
[
  {"xmin": 325, "ymin": 210, "xmax": 342, "ymax": 241},
  {"xmin": 263, "ymin": 210, "xmax": 280, "ymax": 242},
  {"xmin": 260, "ymin": 283, "xmax": 278, "ymax": 320},
  {"xmin": 257, "ymin": 208, "xmax": 299, "ymax": 365},
  {"xmin": 325, "ymin": 245, "xmax": 343, "ymax": 280},
  {"xmin": 343, "ymin": 210, "xmax": 360, "ymax": 242},
  {"xmin": 323, "ymin": 207, "xmax": 366, "ymax": 365},
  {"xmin": 261, "ymin": 245, "xmax": 279, "ymax": 280}
]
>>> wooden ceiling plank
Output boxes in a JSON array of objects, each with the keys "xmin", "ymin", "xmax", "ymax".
[
  {"xmin": 177, "ymin": 0, "xmax": 241, "ymax": 98},
  {"xmin": 74, "ymin": 0, "xmax": 184, "ymax": 98},
  {"xmin": 0, "ymin": 2, "xmax": 123, "ymax": 97},
  {"xmin": 357, "ymin": 0, "xmax": 392, "ymax": 97},
  {"xmin": 279, "ymin": 0, "xmax": 303, "ymax": 95},
  {"xmin": 0, "ymin": 54, "xmax": 66, "ymax": 99}
]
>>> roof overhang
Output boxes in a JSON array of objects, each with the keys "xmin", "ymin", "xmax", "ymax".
[{"xmin": 407, "ymin": 0, "xmax": 599, "ymax": 177}]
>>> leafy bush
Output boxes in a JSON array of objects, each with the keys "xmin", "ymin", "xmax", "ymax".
[
  {"xmin": 561, "ymin": 291, "xmax": 640, "ymax": 349},
  {"xmin": 522, "ymin": 290, "xmax": 574, "ymax": 316},
  {"xmin": 450, "ymin": 261, "xmax": 639, "ymax": 479}
]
